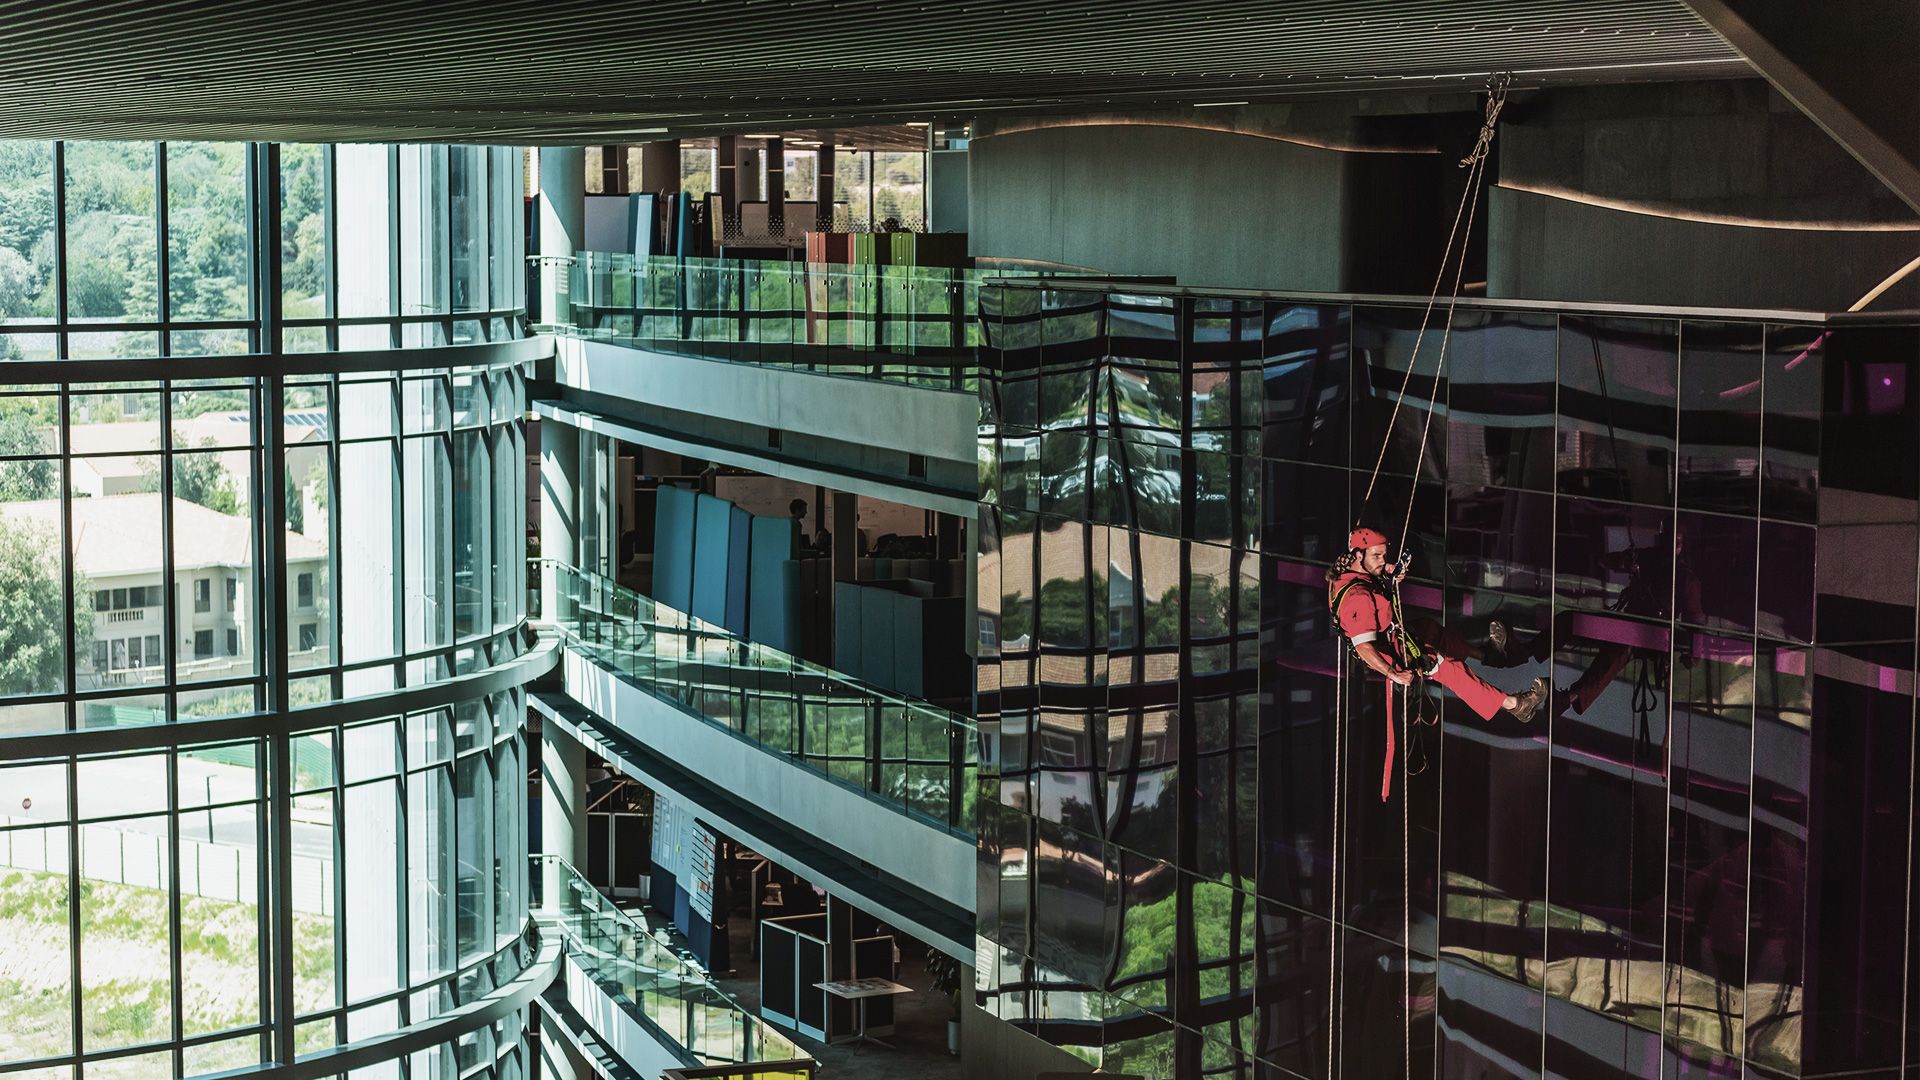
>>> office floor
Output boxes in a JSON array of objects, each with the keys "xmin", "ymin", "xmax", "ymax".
[
  {"xmin": 715, "ymin": 916, "xmax": 965, "ymax": 1080},
  {"xmin": 624, "ymin": 900, "xmax": 964, "ymax": 1080}
]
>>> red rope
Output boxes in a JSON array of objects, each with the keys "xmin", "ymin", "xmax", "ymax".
[{"xmin": 1381, "ymin": 679, "xmax": 1397, "ymax": 803}]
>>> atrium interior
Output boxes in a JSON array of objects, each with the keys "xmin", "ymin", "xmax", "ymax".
[{"xmin": 0, "ymin": 3, "xmax": 1917, "ymax": 1079}]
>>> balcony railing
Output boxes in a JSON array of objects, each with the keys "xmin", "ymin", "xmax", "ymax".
[
  {"xmin": 549, "ymin": 252, "xmax": 1053, "ymax": 392},
  {"xmin": 535, "ymin": 854, "xmax": 814, "ymax": 1076},
  {"xmin": 542, "ymin": 560, "xmax": 978, "ymax": 838}
]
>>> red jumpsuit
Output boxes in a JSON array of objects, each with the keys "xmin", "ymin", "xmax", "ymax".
[{"xmin": 1330, "ymin": 569, "xmax": 1508, "ymax": 721}]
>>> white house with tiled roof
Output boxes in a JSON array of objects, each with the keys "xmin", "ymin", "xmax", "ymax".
[{"xmin": 0, "ymin": 494, "xmax": 330, "ymax": 689}]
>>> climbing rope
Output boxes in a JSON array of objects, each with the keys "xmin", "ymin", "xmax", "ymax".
[
  {"xmin": 1360, "ymin": 72, "xmax": 1513, "ymax": 556},
  {"xmin": 1363, "ymin": 74, "xmax": 1513, "ymax": 1080},
  {"xmin": 1326, "ymin": 637, "xmax": 1345, "ymax": 1076},
  {"xmin": 1324, "ymin": 73, "xmax": 1512, "ymax": 1079},
  {"xmin": 1401, "ymin": 678, "xmax": 1413, "ymax": 1080}
]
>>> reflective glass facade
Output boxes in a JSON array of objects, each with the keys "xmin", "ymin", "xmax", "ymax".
[
  {"xmin": 975, "ymin": 281, "xmax": 1920, "ymax": 1079},
  {"xmin": 0, "ymin": 140, "xmax": 539, "ymax": 1079}
]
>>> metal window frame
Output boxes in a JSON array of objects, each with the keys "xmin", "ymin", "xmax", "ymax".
[{"xmin": 0, "ymin": 136, "xmax": 549, "ymax": 1080}]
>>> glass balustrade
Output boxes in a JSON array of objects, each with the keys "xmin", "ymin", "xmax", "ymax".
[
  {"xmin": 553, "ymin": 252, "xmax": 1047, "ymax": 391},
  {"xmin": 535, "ymin": 855, "xmax": 814, "ymax": 1075},
  {"xmin": 661, "ymin": 1066, "xmax": 820, "ymax": 1080},
  {"xmin": 540, "ymin": 560, "xmax": 978, "ymax": 837}
]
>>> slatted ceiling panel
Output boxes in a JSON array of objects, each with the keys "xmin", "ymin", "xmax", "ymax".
[{"xmin": 0, "ymin": 0, "xmax": 1744, "ymax": 143}]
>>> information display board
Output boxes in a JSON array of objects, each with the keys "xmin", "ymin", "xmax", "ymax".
[{"xmin": 688, "ymin": 822, "xmax": 718, "ymax": 921}]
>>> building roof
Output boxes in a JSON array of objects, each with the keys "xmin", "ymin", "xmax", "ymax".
[
  {"xmin": 0, "ymin": 494, "xmax": 327, "ymax": 579},
  {"xmin": 66, "ymin": 413, "xmax": 324, "ymax": 455}
]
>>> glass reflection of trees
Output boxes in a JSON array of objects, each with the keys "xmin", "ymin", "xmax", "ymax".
[{"xmin": 980, "ymin": 281, "xmax": 1919, "ymax": 1079}]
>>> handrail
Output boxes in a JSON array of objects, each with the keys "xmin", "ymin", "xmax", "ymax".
[
  {"xmin": 199, "ymin": 926, "xmax": 559, "ymax": 1080},
  {"xmin": 534, "ymin": 854, "xmax": 815, "ymax": 1075},
  {"xmin": 0, "ymin": 630, "xmax": 557, "ymax": 761},
  {"xmin": 538, "ymin": 559, "xmax": 978, "ymax": 837},
  {"xmin": 0, "ymin": 334, "xmax": 550, "ymax": 390},
  {"xmin": 661, "ymin": 1066, "xmax": 820, "ymax": 1079},
  {"xmin": 548, "ymin": 251, "xmax": 1056, "ymax": 392}
]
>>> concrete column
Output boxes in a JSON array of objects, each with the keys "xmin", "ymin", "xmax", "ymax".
[
  {"xmin": 600, "ymin": 144, "xmax": 627, "ymax": 195},
  {"xmin": 716, "ymin": 135, "xmax": 738, "ymax": 208},
  {"xmin": 536, "ymin": 147, "xmax": 586, "ymax": 324},
  {"xmin": 640, "ymin": 139, "xmax": 681, "ymax": 194},
  {"xmin": 816, "ymin": 148, "xmax": 836, "ymax": 230},
  {"xmin": 738, "ymin": 144, "xmax": 764, "ymax": 202},
  {"xmin": 766, "ymin": 137, "xmax": 785, "ymax": 221},
  {"xmin": 833, "ymin": 493, "xmax": 858, "ymax": 582},
  {"xmin": 928, "ymin": 148, "xmax": 969, "ymax": 233},
  {"xmin": 541, "ymin": 716, "xmax": 589, "ymax": 910},
  {"xmin": 539, "ymin": 414, "xmax": 580, "ymax": 608}
]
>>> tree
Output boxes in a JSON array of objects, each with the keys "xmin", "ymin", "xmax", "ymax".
[
  {"xmin": 164, "ymin": 142, "xmax": 250, "ymax": 324},
  {"xmin": 171, "ymin": 449, "xmax": 240, "ymax": 516},
  {"xmin": 0, "ymin": 400, "xmax": 55, "ymax": 501},
  {"xmin": 0, "ymin": 520, "xmax": 85, "ymax": 695},
  {"xmin": 280, "ymin": 146, "xmax": 327, "ymax": 317},
  {"xmin": 0, "ymin": 246, "xmax": 37, "ymax": 325},
  {"xmin": 138, "ymin": 438, "xmax": 241, "ymax": 517},
  {"xmin": 0, "ymin": 141, "xmax": 55, "ymax": 325}
]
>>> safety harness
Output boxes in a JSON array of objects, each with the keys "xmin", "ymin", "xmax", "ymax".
[
  {"xmin": 1327, "ymin": 563, "xmax": 1427, "ymax": 671},
  {"xmin": 1328, "ymin": 560, "xmax": 1436, "ymax": 800}
]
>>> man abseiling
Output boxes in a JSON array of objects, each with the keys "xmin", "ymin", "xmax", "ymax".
[{"xmin": 1328, "ymin": 527, "xmax": 1548, "ymax": 723}]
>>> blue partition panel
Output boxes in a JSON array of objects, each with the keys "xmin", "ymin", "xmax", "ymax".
[
  {"xmin": 725, "ymin": 505, "xmax": 753, "ymax": 635},
  {"xmin": 749, "ymin": 514, "xmax": 800, "ymax": 652},
  {"xmin": 760, "ymin": 921, "xmax": 800, "ymax": 1032},
  {"xmin": 861, "ymin": 586, "xmax": 899, "ymax": 691},
  {"xmin": 690, "ymin": 493, "xmax": 733, "ymax": 625},
  {"xmin": 833, "ymin": 581, "xmax": 864, "ymax": 678},
  {"xmin": 652, "ymin": 484, "xmax": 697, "ymax": 611},
  {"xmin": 892, "ymin": 593, "xmax": 926, "ymax": 698},
  {"xmin": 630, "ymin": 192, "xmax": 656, "ymax": 257}
]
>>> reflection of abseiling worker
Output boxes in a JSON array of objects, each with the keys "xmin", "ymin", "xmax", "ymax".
[{"xmin": 1329, "ymin": 527, "xmax": 1547, "ymax": 724}]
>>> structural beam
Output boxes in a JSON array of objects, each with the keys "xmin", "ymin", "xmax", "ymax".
[{"xmin": 1684, "ymin": 0, "xmax": 1920, "ymax": 214}]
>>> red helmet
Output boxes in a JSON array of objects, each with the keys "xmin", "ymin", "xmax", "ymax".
[{"xmin": 1347, "ymin": 527, "xmax": 1389, "ymax": 551}]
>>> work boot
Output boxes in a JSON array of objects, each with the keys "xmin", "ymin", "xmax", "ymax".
[
  {"xmin": 1506, "ymin": 677, "xmax": 1550, "ymax": 724},
  {"xmin": 1486, "ymin": 618, "xmax": 1511, "ymax": 660}
]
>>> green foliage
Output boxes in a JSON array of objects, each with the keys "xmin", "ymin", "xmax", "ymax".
[
  {"xmin": 783, "ymin": 153, "xmax": 817, "ymax": 201},
  {"xmin": 0, "ymin": 975, "xmax": 69, "ymax": 1059},
  {"xmin": 84, "ymin": 983, "xmax": 161, "ymax": 1044},
  {"xmin": 171, "ymin": 387, "xmax": 251, "ymax": 419},
  {"xmin": 281, "ymin": 146, "xmax": 327, "ymax": 317},
  {"xmin": 131, "ymin": 437, "xmax": 242, "ymax": 515},
  {"xmin": 0, "ymin": 867, "xmax": 337, "ymax": 1051},
  {"xmin": 166, "ymin": 143, "xmax": 250, "ymax": 322},
  {"xmin": 0, "ymin": 144, "xmax": 54, "ymax": 305},
  {"xmin": 0, "ymin": 518, "xmax": 78, "ymax": 695},
  {"xmin": 284, "ymin": 469, "xmax": 304, "ymax": 534},
  {"xmin": 1003, "ymin": 558, "xmax": 1258, "ymax": 652},
  {"xmin": 0, "ymin": 143, "xmax": 56, "ymax": 342},
  {"xmin": 0, "ymin": 400, "xmax": 55, "ymax": 500},
  {"xmin": 177, "ymin": 686, "xmax": 258, "ymax": 719},
  {"xmin": 0, "ymin": 140, "xmax": 252, "ymax": 356},
  {"xmin": 1113, "ymin": 874, "xmax": 1251, "ymax": 995},
  {"xmin": 0, "ymin": 869, "xmax": 68, "ymax": 922},
  {"xmin": 61, "ymin": 142, "xmax": 157, "ymax": 326},
  {"xmin": 172, "ymin": 440, "xmax": 241, "ymax": 516}
]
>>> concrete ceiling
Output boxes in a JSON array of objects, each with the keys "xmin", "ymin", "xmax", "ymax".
[{"xmin": 0, "ymin": 0, "xmax": 1749, "ymax": 144}]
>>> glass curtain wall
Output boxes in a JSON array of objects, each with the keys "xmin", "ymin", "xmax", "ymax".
[
  {"xmin": 0, "ymin": 140, "xmax": 536, "ymax": 1080},
  {"xmin": 831, "ymin": 150, "xmax": 926, "ymax": 232},
  {"xmin": 975, "ymin": 281, "xmax": 1920, "ymax": 1080}
]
